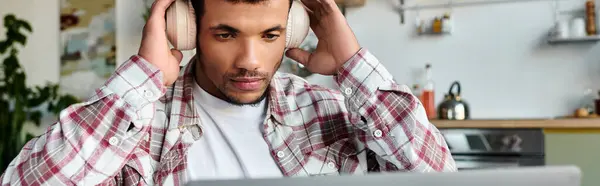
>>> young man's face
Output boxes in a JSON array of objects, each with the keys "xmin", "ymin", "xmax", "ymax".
[{"xmin": 195, "ymin": 0, "xmax": 290, "ymax": 106}]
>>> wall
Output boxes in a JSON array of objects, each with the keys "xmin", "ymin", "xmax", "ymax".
[
  {"xmin": 343, "ymin": 0, "xmax": 600, "ymax": 119},
  {"xmin": 1, "ymin": 0, "xmax": 600, "ymax": 120}
]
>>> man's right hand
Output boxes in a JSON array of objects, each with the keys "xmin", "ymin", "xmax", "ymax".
[{"xmin": 138, "ymin": 0, "xmax": 183, "ymax": 86}]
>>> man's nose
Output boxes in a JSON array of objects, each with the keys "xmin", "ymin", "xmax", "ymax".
[{"xmin": 234, "ymin": 39, "xmax": 261, "ymax": 71}]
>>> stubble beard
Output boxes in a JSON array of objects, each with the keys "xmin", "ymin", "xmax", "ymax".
[{"xmin": 196, "ymin": 54, "xmax": 284, "ymax": 107}]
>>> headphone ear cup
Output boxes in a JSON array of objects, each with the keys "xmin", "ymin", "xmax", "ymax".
[
  {"xmin": 166, "ymin": 0, "xmax": 197, "ymax": 50},
  {"xmin": 285, "ymin": 0, "xmax": 310, "ymax": 48}
]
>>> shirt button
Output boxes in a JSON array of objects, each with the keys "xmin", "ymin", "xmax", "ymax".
[
  {"xmin": 144, "ymin": 90, "xmax": 154, "ymax": 98},
  {"xmin": 344, "ymin": 88, "xmax": 353, "ymax": 95},
  {"xmin": 109, "ymin": 137, "xmax": 120, "ymax": 145},
  {"xmin": 327, "ymin": 161, "xmax": 337, "ymax": 169},
  {"xmin": 277, "ymin": 151, "xmax": 285, "ymax": 158},
  {"xmin": 373, "ymin": 130, "xmax": 383, "ymax": 138}
]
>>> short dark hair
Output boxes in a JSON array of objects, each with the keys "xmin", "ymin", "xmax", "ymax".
[{"xmin": 190, "ymin": 0, "xmax": 293, "ymax": 23}]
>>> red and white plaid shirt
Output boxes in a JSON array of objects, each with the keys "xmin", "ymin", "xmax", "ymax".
[{"xmin": 1, "ymin": 48, "xmax": 456, "ymax": 185}]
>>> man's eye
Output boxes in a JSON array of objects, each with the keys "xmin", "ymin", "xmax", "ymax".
[
  {"xmin": 216, "ymin": 34, "xmax": 234, "ymax": 40},
  {"xmin": 264, "ymin": 34, "xmax": 279, "ymax": 40}
]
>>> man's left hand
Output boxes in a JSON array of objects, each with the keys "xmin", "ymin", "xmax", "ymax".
[{"xmin": 285, "ymin": 0, "xmax": 361, "ymax": 76}]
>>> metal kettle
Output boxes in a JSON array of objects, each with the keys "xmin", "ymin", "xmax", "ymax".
[{"xmin": 437, "ymin": 81, "xmax": 470, "ymax": 120}]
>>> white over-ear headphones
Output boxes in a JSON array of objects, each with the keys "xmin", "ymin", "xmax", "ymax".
[{"xmin": 165, "ymin": 0, "xmax": 311, "ymax": 50}]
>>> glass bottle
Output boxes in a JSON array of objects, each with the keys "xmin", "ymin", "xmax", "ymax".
[
  {"xmin": 582, "ymin": 88, "xmax": 595, "ymax": 114},
  {"xmin": 432, "ymin": 17, "xmax": 442, "ymax": 33},
  {"xmin": 595, "ymin": 90, "xmax": 600, "ymax": 115},
  {"xmin": 586, "ymin": 0, "xmax": 597, "ymax": 35},
  {"xmin": 421, "ymin": 64, "xmax": 436, "ymax": 119}
]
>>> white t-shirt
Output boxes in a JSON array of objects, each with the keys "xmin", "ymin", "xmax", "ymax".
[{"xmin": 186, "ymin": 81, "xmax": 283, "ymax": 181}]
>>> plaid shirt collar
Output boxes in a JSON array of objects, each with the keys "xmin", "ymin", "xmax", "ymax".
[{"xmin": 164, "ymin": 55, "xmax": 295, "ymax": 152}]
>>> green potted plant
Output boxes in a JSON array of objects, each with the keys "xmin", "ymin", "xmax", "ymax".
[
  {"xmin": 0, "ymin": 14, "xmax": 80, "ymax": 172},
  {"xmin": 142, "ymin": 0, "xmax": 153, "ymax": 21}
]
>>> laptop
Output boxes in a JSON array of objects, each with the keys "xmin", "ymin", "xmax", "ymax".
[{"xmin": 187, "ymin": 165, "xmax": 582, "ymax": 186}]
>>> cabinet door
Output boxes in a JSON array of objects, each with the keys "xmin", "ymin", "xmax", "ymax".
[{"xmin": 545, "ymin": 130, "xmax": 600, "ymax": 186}]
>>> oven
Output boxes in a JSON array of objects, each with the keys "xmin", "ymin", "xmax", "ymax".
[{"xmin": 439, "ymin": 128, "xmax": 545, "ymax": 171}]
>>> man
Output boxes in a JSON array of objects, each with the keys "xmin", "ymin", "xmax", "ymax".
[{"xmin": 1, "ymin": 0, "xmax": 456, "ymax": 185}]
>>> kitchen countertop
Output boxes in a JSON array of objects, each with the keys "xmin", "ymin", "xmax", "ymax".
[{"xmin": 430, "ymin": 118, "xmax": 600, "ymax": 129}]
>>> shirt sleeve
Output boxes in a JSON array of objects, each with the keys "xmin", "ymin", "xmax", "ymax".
[
  {"xmin": 0, "ymin": 55, "xmax": 165, "ymax": 185},
  {"xmin": 335, "ymin": 48, "xmax": 457, "ymax": 172}
]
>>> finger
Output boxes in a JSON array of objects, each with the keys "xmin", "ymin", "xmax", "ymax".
[
  {"xmin": 300, "ymin": 0, "xmax": 320, "ymax": 10},
  {"xmin": 307, "ymin": 8, "xmax": 319, "ymax": 28},
  {"xmin": 150, "ymin": 0, "xmax": 175, "ymax": 20},
  {"xmin": 170, "ymin": 49, "xmax": 183, "ymax": 62},
  {"xmin": 301, "ymin": 0, "xmax": 335, "ymax": 13},
  {"xmin": 285, "ymin": 48, "xmax": 311, "ymax": 65}
]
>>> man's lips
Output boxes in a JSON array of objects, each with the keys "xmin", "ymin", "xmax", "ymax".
[
  {"xmin": 230, "ymin": 77, "xmax": 265, "ymax": 91},
  {"xmin": 231, "ymin": 77, "xmax": 263, "ymax": 82}
]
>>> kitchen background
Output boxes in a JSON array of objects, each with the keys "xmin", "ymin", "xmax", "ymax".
[
  {"xmin": 1, "ymin": 0, "xmax": 600, "ymax": 185},
  {"xmin": 3, "ymin": 0, "xmax": 600, "ymax": 119}
]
